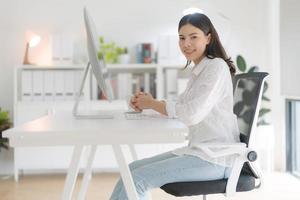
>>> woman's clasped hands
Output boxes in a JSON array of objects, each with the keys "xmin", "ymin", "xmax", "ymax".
[{"xmin": 129, "ymin": 92, "xmax": 154, "ymax": 112}]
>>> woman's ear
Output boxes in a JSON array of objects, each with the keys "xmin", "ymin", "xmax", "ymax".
[{"xmin": 206, "ymin": 33, "xmax": 211, "ymax": 45}]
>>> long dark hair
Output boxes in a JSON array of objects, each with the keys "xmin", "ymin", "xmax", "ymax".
[{"xmin": 179, "ymin": 13, "xmax": 236, "ymax": 76}]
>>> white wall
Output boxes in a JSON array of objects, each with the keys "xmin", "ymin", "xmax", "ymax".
[
  {"xmin": 281, "ymin": 0, "xmax": 300, "ymax": 97},
  {"xmin": 1, "ymin": 0, "xmax": 289, "ymax": 171},
  {"xmin": 0, "ymin": 1, "xmax": 21, "ymax": 115},
  {"xmin": 279, "ymin": 0, "xmax": 300, "ymax": 172}
]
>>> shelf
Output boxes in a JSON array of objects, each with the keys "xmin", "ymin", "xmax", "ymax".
[
  {"xmin": 107, "ymin": 64, "xmax": 157, "ymax": 73},
  {"xmin": 19, "ymin": 65, "xmax": 85, "ymax": 70}
]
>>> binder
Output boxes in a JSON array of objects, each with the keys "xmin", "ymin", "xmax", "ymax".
[
  {"xmin": 136, "ymin": 44, "xmax": 143, "ymax": 63},
  {"xmin": 158, "ymin": 35, "xmax": 169, "ymax": 61},
  {"xmin": 54, "ymin": 70, "xmax": 65, "ymax": 100},
  {"xmin": 44, "ymin": 70, "xmax": 55, "ymax": 101},
  {"xmin": 169, "ymin": 35, "xmax": 181, "ymax": 58},
  {"xmin": 32, "ymin": 70, "xmax": 44, "ymax": 101},
  {"xmin": 64, "ymin": 70, "xmax": 75, "ymax": 100},
  {"xmin": 61, "ymin": 35, "xmax": 73, "ymax": 65},
  {"xmin": 117, "ymin": 73, "xmax": 131, "ymax": 100},
  {"xmin": 158, "ymin": 35, "xmax": 185, "ymax": 65},
  {"xmin": 52, "ymin": 34, "xmax": 73, "ymax": 65},
  {"xmin": 165, "ymin": 69, "xmax": 178, "ymax": 100},
  {"xmin": 144, "ymin": 73, "xmax": 150, "ymax": 93},
  {"xmin": 52, "ymin": 34, "xmax": 62, "ymax": 65},
  {"xmin": 21, "ymin": 70, "xmax": 33, "ymax": 101},
  {"xmin": 74, "ymin": 70, "xmax": 85, "ymax": 100}
]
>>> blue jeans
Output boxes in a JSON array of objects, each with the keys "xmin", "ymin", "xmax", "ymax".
[{"xmin": 110, "ymin": 151, "xmax": 230, "ymax": 200}]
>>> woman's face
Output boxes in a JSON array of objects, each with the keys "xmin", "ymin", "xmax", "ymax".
[{"xmin": 179, "ymin": 23, "xmax": 211, "ymax": 64}]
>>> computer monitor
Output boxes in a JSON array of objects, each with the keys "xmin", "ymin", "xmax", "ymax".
[
  {"xmin": 73, "ymin": 7, "xmax": 114, "ymax": 119},
  {"xmin": 84, "ymin": 7, "xmax": 114, "ymax": 101}
]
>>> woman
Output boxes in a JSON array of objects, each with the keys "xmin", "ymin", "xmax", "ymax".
[{"xmin": 110, "ymin": 12, "xmax": 240, "ymax": 200}]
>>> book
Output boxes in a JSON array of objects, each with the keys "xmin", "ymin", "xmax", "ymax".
[
  {"xmin": 142, "ymin": 43, "xmax": 152, "ymax": 63},
  {"xmin": 136, "ymin": 43, "xmax": 153, "ymax": 63}
]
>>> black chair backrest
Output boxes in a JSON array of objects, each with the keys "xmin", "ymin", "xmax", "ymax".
[{"xmin": 232, "ymin": 72, "xmax": 269, "ymax": 147}]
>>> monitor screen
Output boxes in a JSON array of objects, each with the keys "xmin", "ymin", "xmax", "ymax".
[{"xmin": 84, "ymin": 7, "xmax": 114, "ymax": 101}]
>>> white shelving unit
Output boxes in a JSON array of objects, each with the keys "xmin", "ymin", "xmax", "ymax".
[
  {"xmin": 15, "ymin": 65, "xmax": 88, "ymax": 101},
  {"xmin": 12, "ymin": 63, "xmax": 187, "ymax": 181},
  {"xmin": 14, "ymin": 65, "xmax": 87, "ymax": 182}
]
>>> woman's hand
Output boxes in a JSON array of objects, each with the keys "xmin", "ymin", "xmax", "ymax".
[
  {"xmin": 134, "ymin": 92, "xmax": 155, "ymax": 110},
  {"xmin": 129, "ymin": 92, "xmax": 143, "ymax": 112}
]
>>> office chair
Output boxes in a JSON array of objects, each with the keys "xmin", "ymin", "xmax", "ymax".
[{"xmin": 160, "ymin": 72, "xmax": 269, "ymax": 199}]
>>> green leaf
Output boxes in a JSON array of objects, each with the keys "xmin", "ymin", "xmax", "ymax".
[
  {"xmin": 236, "ymin": 55, "xmax": 247, "ymax": 72},
  {"xmin": 257, "ymin": 119, "xmax": 270, "ymax": 126},
  {"xmin": 259, "ymin": 108, "xmax": 271, "ymax": 117},
  {"xmin": 98, "ymin": 52, "xmax": 104, "ymax": 60},
  {"xmin": 0, "ymin": 138, "xmax": 9, "ymax": 150},
  {"xmin": 98, "ymin": 36, "xmax": 127, "ymax": 64},
  {"xmin": 99, "ymin": 36, "xmax": 104, "ymax": 44},
  {"xmin": 262, "ymin": 95, "xmax": 270, "ymax": 101},
  {"xmin": 263, "ymin": 82, "xmax": 269, "ymax": 93},
  {"xmin": 248, "ymin": 66, "xmax": 259, "ymax": 73},
  {"xmin": 0, "ymin": 111, "xmax": 9, "ymax": 125}
]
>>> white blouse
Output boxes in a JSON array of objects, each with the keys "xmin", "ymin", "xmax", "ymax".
[{"xmin": 165, "ymin": 56, "xmax": 240, "ymax": 167}]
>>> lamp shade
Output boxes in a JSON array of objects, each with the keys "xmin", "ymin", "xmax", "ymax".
[{"xmin": 29, "ymin": 36, "xmax": 41, "ymax": 47}]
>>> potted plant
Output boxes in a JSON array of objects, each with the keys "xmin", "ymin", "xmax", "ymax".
[
  {"xmin": 235, "ymin": 55, "xmax": 274, "ymax": 172},
  {"xmin": 118, "ymin": 47, "xmax": 130, "ymax": 64},
  {"xmin": 0, "ymin": 107, "xmax": 11, "ymax": 151},
  {"xmin": 98, "ymin": 36, "xmax": 128, "ymax": 64}
]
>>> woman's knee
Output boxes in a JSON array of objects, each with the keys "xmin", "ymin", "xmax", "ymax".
[
  {"xmin": 131, "ymin": 170, "xmax": 149, "ymax": 194},
  {"xmin": 128, "ymin": 160, "xmax": 139, "ymax": 170}
]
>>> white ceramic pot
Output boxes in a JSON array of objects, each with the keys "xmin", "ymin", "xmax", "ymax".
[{"xmin": 118, "ymin": 54, "xmax": 130, "ymax": 64}]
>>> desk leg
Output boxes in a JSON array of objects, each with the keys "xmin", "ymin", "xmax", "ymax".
[
  {"xmin": 112, "ymin": 145, "xmax": 139, "ymax": 200},
  {"xmin": 62, "ymin": 145, "xmax": 84, "ymax": 200},
  {"xmin": 128, "ymin": 144, "xmax": 138, "ymax": 161},
  {"xmin": 14, "ymin": 148, "xmax": 19, "ymax": 182},
  {"xmin": 77, "ymin": 145, "xmax": 97, "ymax": 200}
]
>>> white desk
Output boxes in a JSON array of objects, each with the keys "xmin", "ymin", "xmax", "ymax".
[{"xmin": 3, "ymin": 110, "xmax": 188, "ymax": 200}]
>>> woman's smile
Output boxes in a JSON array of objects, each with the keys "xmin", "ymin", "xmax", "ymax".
[{"xmin": 184, "ymin": 49, "xmax": 196, "ymax": 56}]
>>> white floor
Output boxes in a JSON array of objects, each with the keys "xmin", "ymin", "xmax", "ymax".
[{"xmin": 0, "ymin": 172, "xmax": 299, "ymax": 200}]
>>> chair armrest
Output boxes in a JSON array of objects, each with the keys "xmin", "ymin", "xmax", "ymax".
[
  {"xmin": 196, "ymin": 142, "xmax": 248, "ymax": 158},
  {"xmin": 198, "ymin": 142, "xmax": 246, "ymax": 148},
  {"xmin": 225, "ymin": 152, "xmax": 263, "ymax": 197},
  {"xmin": 195, "ymin": 142, "xmax": 262, "ymax": 197}
]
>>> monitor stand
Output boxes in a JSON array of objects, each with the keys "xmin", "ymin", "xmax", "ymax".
[{"xmin": 72, "ymin": 62, "xmax": 114, "ymax": 119}]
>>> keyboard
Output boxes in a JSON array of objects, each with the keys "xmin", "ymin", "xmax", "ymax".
[
  {"xmin": 74, "ymin": 110, "xmax": 115, "ymax": 119},
  {"xmin": 124, "ymin": 111, "xmax": 167, "ymax": 120}
]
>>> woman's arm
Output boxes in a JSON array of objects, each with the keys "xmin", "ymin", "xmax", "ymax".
[
  {"xmin": 150, "ymin": 100, "xmax": 168, "ymax": 116},
  {"xmin": 131, "ymin": 93, "xmax": 168, "ymax": 116}
]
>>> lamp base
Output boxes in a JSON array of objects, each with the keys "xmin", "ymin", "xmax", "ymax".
[{"xmin": 23, "ymin": 43, "xmax": 31, "ymax": 65}]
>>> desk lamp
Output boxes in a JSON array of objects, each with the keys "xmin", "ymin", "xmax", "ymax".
[{"xmin": 23, "ymin": 35, "xmax": 41, "ymax": 65}]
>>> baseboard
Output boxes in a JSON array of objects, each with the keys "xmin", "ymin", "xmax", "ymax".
[{"xmin": 1, "ymin": 167, "xmax": 120, "ymax": 176}]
